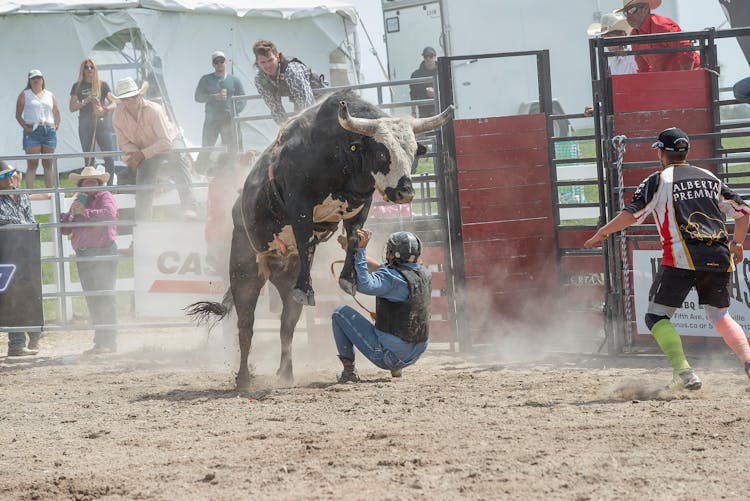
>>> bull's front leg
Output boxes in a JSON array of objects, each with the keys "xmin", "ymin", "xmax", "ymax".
[
  {"xmin": 290, "ymin": 207, "xmax": 317, "ymax": 306},
  {"xmin": 339, "ymin": 201, "xmax": 371, "ymax": 296}
]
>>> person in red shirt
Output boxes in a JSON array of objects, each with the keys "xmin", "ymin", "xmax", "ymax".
[
  {"xmin": 619, "ymin": 0, "xmax": 700, "ymax": 72},
  {"xmin": 204, "ymin": 150, "xmax": 255, "ymax": 281}
]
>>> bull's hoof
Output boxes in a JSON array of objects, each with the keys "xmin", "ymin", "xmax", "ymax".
[
  {"xmin": 235, "ymin": 371, "xmax": 254, "ymax": 390},
  {"xmin": 292, "ymin": 288, "xmax": 315, "ymax": 306},
  {"xmin": 276, "ymin": 368, "xmax": 295, "ymax": 386},
  {"xmin": 339, "ymin": 278, "xmax": 356, "ymax": 296}
]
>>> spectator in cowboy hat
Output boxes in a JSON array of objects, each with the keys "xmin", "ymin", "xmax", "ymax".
[
  {"xmin": 587, "ymin": 11, "xmax": 637, "ymax": 76},
  {"xmin": 0, "ymin": 161, "xmax": 41, "ymax": 356},
  {"xmin": 60, "ymin": 165, "xmax": 119, "ymax": 354},
  {"xmin": 618, "ymin": 0, "xmax": 699, "ymax": 72},
  {"xmin": 110, "ymin": 77, "xmax": 198, "ymax": 220},
  {"xmin": 583, "ymin": 11, "xmax": 637, "ymax": 116}
]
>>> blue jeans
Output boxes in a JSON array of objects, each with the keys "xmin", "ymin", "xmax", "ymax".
[
  {"xmin": 8, "ymin": 331, "xmax": 41, "ymax": 350},
  {"xmin": 76, "ymin": 243, "xmax": 118, "ymax": 349},
  {"xmin": 23, "ymin": 124, "xmax": 56, "ymax": 149},
  {"xmin": 734, "ymin": 76, "xmax": 750, "ymax": 104},
  {"xmin": 331, "ymin": 305, "xmax": 427, "ymax": 370},
  {"xmin": 78, "ymin": 119, "xmax": 116, "ymax": 185},
  {"xmin": 196, "ymin": 115, "xmax": 236, "ymax": 171}
]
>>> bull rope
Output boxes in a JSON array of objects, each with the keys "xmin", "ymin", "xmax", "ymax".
[
  {"xmin": 239, "ymin": 199, "xmax": 259, "ymax": 254},
  {"xmin": 612, "ymin": 135, "xmax": 633, "ymax": 348},
  {"xmin": 330, "ymin": 259, "xmax": 376, "ymax": 320}
]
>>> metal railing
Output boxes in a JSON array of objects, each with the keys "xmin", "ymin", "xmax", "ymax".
[
  {"xmin": 588, "ymin": 27, "xmax": 750, "ymax": 353},
  {"xmin": 0, "ymin": 146, "xmax": 220, "ymax": 333},
  {"xmin": 1, "ymin": 75, "xmax": 448, "ymax": 336}
]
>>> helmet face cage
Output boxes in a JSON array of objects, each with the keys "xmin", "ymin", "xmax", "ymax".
[{"xmin": 385, "ymin": 231, "xmax": 422, "ymax": 264}]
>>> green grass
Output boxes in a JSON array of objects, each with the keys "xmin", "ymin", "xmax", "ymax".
[
  {"xmin": 555, "ymin": 130, "xmax": 750, "ymax": 228},
  {"xmin": 415, "ymin": 157, "xmax": 435, "ymax": 175}
]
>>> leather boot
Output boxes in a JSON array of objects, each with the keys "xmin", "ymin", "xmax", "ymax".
[
  {"xmin": 7, "ymin": 347, "xmax": 38, "ymax": 357},
  {"xmin": 337, "ymin": 356, "xmax": 360, "ymax": 383}
]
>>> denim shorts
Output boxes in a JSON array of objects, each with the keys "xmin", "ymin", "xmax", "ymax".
[{"xmin": 23, "ymin": 125, "xmax": 57, "ymax": 150}]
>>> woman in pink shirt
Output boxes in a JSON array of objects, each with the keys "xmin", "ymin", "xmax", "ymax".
[{"xmin": 61, "ymin": 166, "xmax": 119, "ymax": 354}]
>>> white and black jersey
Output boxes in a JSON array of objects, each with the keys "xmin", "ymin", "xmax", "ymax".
[{"xmin": 625, "ymin": 164, "xmax": 750, "ymax": 272}]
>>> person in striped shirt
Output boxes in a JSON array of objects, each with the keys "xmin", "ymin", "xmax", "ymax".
[{"xmin": 585, "ymin": 127, "xmax": 750, "ymax": 390}]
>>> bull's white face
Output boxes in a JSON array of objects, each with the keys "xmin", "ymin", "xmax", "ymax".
[{"xmin": 371, "ymin": 119, "xmax": 418, "ymax": 201}]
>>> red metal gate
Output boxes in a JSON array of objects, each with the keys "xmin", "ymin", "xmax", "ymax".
[{"xmin": 453, "ymin": 114, "xmax": 558, "ymax": 343}]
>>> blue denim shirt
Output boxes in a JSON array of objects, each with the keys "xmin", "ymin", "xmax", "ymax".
[
  {"xmin": 354, "ymin": 249, "xmax": 419, "ymax": 301},
  {"xmin": 354, "ymin": 249, "xmax": 427, "ymax": 363}
]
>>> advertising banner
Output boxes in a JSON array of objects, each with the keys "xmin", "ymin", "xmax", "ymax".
[
  {"xmin": 134, "ymin": 222, "xmax": 226, "ymax": 318},
  {"xmin": 632, "ymin": 250, "xmax": 750, "ymax": 336},
  {"xmin": 0, "ymin": 227, "xmax": 43, "ymax": 327}
]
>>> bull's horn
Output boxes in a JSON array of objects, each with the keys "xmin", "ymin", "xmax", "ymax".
[
  {"xmin": 338, "ymin": 101, "xmax": 379, "ymax": 137},
  {"xmin": 411, "ymin": 105, "xmax": 455, "ymax": 134}
]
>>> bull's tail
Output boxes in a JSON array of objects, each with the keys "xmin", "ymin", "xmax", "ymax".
[{"xmin": 185, "ymin": 289, "xmax": 235, "ymax": 326}]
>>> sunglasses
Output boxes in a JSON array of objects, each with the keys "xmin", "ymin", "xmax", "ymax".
[
  {"xmin": 84, "ymin": 64, "xmax": 94, "ymax": 70},
  {"xmin": 625, "ymin": 4, "xmax": 645, "ymax": 15},
  {"xmin": 0, "ymin": 169, "xmax": 17, "ymax": 180},
  {"xmin": 213, "ymin": 59, "xmax": 226, "ymax": 64}
]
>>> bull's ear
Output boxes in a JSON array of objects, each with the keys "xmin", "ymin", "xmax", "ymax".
[
  {"xmin": 349, "ymin": 141, "xmax": 363, "ymax": 154},
  {"xmin": 416, "ymin": 143, "xmax": 427, "ymax": 156}
]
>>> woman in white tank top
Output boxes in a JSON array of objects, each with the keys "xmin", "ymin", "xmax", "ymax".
[{"xmin": 15, "ymin": 69, "xmax": 60, "ymax": 196}]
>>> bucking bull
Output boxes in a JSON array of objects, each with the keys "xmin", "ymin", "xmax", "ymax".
[{"xmin": 187, "ymin": 90, "xmax": 453, "ymax": 388}]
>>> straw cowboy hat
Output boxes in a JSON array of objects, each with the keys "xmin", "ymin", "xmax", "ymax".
[
  {"xmin": 617, "ymin": 0, "xmax": 661, "ymax": 13},
  {"xmin": 587, "ymin": 11, "xmax": 632, "ymax": 36},
  {"xmin": 108, "ymin": 77, "xmax": 149, "ymax": 102},
  {"xmin": 69, "ymin": 165, "xmax": 110, "ymax": 185}
]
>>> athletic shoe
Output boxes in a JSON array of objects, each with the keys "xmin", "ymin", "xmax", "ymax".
[
  {"xmin": 744, "ymin": 360, "xmax": 750, "ymax": 380},
  {"xmin": 667, "ymin": 368, "xmax": 702, "ymax": 391}
]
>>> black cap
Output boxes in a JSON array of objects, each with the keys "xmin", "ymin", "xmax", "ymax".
[
  {"xmin": 651, "ymin": 127, "xmax": 690, "ymax": 152},
  {"xmin": 422, "ymin": 46, "xmax": 437, "ymax": 57}
]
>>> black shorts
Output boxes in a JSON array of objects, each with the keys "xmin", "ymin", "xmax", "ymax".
[{"xmin": 649, "ymin": 265, "xmax": 731, "ymax": 308}]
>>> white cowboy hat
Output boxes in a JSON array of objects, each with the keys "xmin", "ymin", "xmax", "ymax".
[
  {"xmin": 69, "ymin": 165, "xmax": 110, "ymax": 185},
  {"xmin": 616, "ymin": 0, "xmax": 661, "ymax": 13},
  {"xmin": 108, "ymin": 77, "xmax": 149, "ymax": 101},
  {"xmin": 587, "ymin": 11, "xmax": 632, "ymax": 36}
]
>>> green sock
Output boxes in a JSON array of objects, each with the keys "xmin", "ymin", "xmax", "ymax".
[{"xmin": 651, "ymin": 319, "xmax": 690, "ymax": 373}]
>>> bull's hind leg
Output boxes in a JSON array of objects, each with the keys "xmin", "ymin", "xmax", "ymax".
[
  {"xmin": 270, "ymin": 267, "xmax": 303, "ymax": 385},
  {"xmin": 230, "ymin": 244, "xmax": 265, "ymax": 390}
]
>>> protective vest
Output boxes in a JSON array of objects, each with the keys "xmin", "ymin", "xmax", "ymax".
[
  {"xmin": 375, "ymin": 265, "xmax": 431, "ymax": 343},
  {"xmin": 256, "ymin": 57, "xmax": 327, "ymax": 98}
]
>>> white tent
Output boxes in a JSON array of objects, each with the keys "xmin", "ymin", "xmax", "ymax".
[{"xmin": 0, "ymin": 0, "xmax": 360, "ymax": 172}]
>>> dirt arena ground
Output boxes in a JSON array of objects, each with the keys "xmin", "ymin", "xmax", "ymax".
[{"xmin": 3, "ymin": 327, "xmax": 750, "ymax": 501}]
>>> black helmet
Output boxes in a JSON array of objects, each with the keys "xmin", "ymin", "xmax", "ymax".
[{"xmin": 386, "ymin": 231, "xmax": 422, "ymax": 264}]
